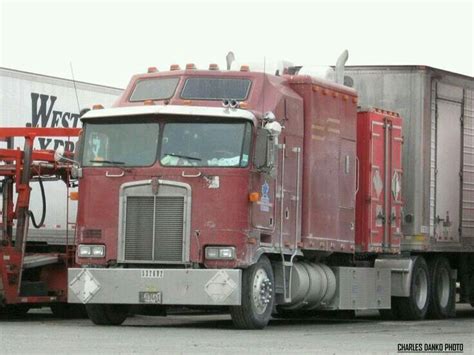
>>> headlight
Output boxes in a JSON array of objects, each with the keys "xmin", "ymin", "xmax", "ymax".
[
  {"xmin": 78, "ymin": 244, "xmax": 105, "ymax": 258},
  {"xmin": 205, "ymin": 246, "xmax": 235, "ymax": 260}
]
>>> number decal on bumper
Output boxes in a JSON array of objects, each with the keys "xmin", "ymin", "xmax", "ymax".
[{"xmin": 141, "ymin": 269, "xmax": 164, "ymax": 278}]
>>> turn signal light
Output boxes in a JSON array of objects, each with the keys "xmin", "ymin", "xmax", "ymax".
[
  {"xmin": 144, "ymin": 99, "xmax": 155, "ymax": 106},
  {"xmin": 70, "ymin": 192, "xmax": 79, "ymax": 201},
  {"xmin": 249, "ymin": 192, "xmax": 261, "ymax": 202},
  {"xmin": 92, "ymin": 104, "xmax": 104, "ymax": 110}
]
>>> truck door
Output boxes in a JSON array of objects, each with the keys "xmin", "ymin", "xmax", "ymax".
[
  {"xmin": 250, "ymin": 134, "xmax": 302, "ymax": 250},
  {"xmin": 434, "ymin": 82, "xmax": 463, "ymax": 242}
]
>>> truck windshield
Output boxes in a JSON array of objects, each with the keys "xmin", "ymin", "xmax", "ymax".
[
  {"xmin": 161, "ymin": 121, "xmax": 251, "ymax": 167},
  {"xmin": 82, "ymin": 120, "xmax": 160, "ymax": 167},
  {"xmin": 81, "ymin": 119, "xmax": 252, "ymax": 168}
]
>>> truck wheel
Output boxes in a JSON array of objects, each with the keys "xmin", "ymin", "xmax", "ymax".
[
  {"xmin": 86, "ymin": 304, "xmax": 129, "ymax": 325},
  {"xmin": 427, "ymin": 257, "xmax": 455, "ymax": 319},
  {"xmin": 230, "ymin": 255, "xmax": 274, "ymax": 329},
  {"xmin": 395, "ymin": 256, "xmax": 430, "ymax": 320},
  {"xmin": 51, "ymin": 304, "xmax": 88, "ymax": 319}
]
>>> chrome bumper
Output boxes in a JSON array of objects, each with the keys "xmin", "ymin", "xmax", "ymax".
[{"xmin": 68, "ymin": 268, "xmax": 242, "ymax": 306}]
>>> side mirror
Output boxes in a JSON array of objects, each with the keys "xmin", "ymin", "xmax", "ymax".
[
  {"xmin": 264, "ymin": 121, "xmax": 282, "ymax": 137},
  {"xmin": 54, "ymin": 147, "xmax": 82, "ymax": 179},
  {"xmin": 253, "ymin": 128, "xmax": 276, "ymax": 176}
]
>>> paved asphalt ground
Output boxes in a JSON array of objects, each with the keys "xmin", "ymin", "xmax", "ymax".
[{"xmin": 0, "ymin": 305, "xmax": 472, "ymax": 354}]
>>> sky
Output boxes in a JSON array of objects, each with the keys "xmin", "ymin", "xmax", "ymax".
[{"xmin": 0, "ymin": 0, "xmax": 473, "ymax": 89}]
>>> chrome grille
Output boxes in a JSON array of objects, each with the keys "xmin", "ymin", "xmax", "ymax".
[
  {"xmin": 154, "ymin": 197, "xmax": 184, "ymax": 261},
  {"xmin": 124, "ymin": 195, "xmax": 184, "ymax": 262},
  {"xmin": 124, "ymin": 197, "xmax": 154, "ymax": 260}
]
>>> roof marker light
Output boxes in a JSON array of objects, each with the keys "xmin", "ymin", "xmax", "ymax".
[
  {"xmin": 147, "ymin": 67, "xmax": 158, "ymax": 73},
  {"xmin": 240, "ymin": 65, "xmax": 250, "ymax": 72},
  {"xmin": 170, "ymin": 64, "xmax": 181, "ymax": 71},
  {"xmin": 209, "ymin": 63, "xmax": 219, "ymax": 70},
  {"xmin": 186, "ymin": 63, "xmax": 196, "ymax": 70}
]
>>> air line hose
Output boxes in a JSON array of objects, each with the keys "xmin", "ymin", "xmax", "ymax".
[{"xmin": 28, "ymin": 177, "xmax": 46, "ymax": 229}]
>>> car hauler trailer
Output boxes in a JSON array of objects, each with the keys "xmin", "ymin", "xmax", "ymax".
[
  {"xmin": 67, "ymin": 62, "xmax": 474, "ymax": 328},
  {"xmin": 0, "ymin": 128, "xmax": 81, "ymax": 316}
]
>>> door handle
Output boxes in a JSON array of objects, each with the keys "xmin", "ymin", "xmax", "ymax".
[
  {"xmin": 181, "ymin": 171, "xmax": 202, "ymax": 178},
  {"xmin": 106, "ymin": 171, "xmax": 125, "ymax": 178}
]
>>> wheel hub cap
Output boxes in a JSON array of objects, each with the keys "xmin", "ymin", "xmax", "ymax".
[{"xmin": 252, "ymin": 269, "xmax": 272, "ymax": 314}]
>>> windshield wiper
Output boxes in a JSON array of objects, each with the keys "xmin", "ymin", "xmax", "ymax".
[
  {"xmin": 89, "ymin": 159, "xmax": 125, "ymax": 165},
  {"xmin": 165, "ymin": 153, "xmax": 202, "ymax": 161}
]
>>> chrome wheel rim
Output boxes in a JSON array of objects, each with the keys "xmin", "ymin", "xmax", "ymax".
[{"xmin": 252, "ymin": 269, "xmax": 272, "ymax": 315}]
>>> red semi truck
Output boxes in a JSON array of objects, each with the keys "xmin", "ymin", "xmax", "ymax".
[{"xmin": 67, "ymin": 61, "xmax": 474, "ymax": 328}]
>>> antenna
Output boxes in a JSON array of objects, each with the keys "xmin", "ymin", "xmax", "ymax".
[
  {"xmin": 69, "ymin": 62, "xmax": 81, "ymax": 112},
  {"xmin": 262, "ymin": 56, "xmax": 266, "ymax": 117}
]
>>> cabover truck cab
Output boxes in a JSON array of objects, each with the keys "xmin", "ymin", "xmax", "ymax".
[{"xmin": 68, "ymin": 64, "xmax": 473, "ymax": 328}]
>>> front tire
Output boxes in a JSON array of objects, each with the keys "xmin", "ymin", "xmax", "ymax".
[
  {"xmin": 230, "ymin": 255, "xmax": 274, "ymax": 329},
  {"xmin": 86, "ymin": 304, "xmax": 129, "ymax": 325},
  {"xmin": 427, "ymin": 257, "xmax": 455, "ymax": 319},
  {"xmin": 394, "ymin": 256, "xmax": 430, "ymax": 320}
]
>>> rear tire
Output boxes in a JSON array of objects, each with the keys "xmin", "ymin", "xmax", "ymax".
[
  {"xmin": 395, "ymin": 256, "xmax": 430, "ymax": 320},
  {"xmin": 427, "ymin": 257, "xmax": 455, "ymax": 319},
  {"xmin": 230, "ymin": 255, "xmax": 274, "ymax": 329},
  {"xmin": 86, "ymin": 304, "xmax": 129, "ymax": 325}
]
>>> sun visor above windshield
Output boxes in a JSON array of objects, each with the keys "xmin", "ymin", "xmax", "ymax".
[{"xmin": 80, "ymin": 105, "xmax": 256, "ymax": 122}]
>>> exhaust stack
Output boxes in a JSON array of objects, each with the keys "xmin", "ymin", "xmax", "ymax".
[
  {"xmin": 335, "ymin": 50, "xmax": 349, "ymax": 85},
  {"xmin": 226, "ymin": 51, "xmax": 235, "ymax": 70}
]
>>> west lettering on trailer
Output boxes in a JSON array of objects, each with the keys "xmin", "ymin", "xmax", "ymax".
[{"xmin": 30, "ymin": 92, "xmax": 80, "ymax": 152}]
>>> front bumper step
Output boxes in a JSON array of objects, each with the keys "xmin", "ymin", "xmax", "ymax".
[{"xmin": 68, "ymin": 268, "xmax": 242, "ymax": 306}]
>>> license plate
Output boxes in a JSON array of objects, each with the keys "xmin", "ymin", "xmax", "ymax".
[{"xmin": 139, "ymin": 291, "xmax": 162, "ymax": 304}]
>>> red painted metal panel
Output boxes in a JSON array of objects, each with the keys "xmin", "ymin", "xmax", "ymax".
[
  {"xmin": 289, "ymin": 79, "xmax": 358, "ymax": 253},
  {"xmin": 355, "ymin": 109, "xmax": 403, "ymax": 253}
]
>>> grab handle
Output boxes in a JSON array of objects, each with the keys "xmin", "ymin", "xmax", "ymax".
[{"xmin": 355, "ymin": 156, "xmax": 360, "ymax": 195}]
